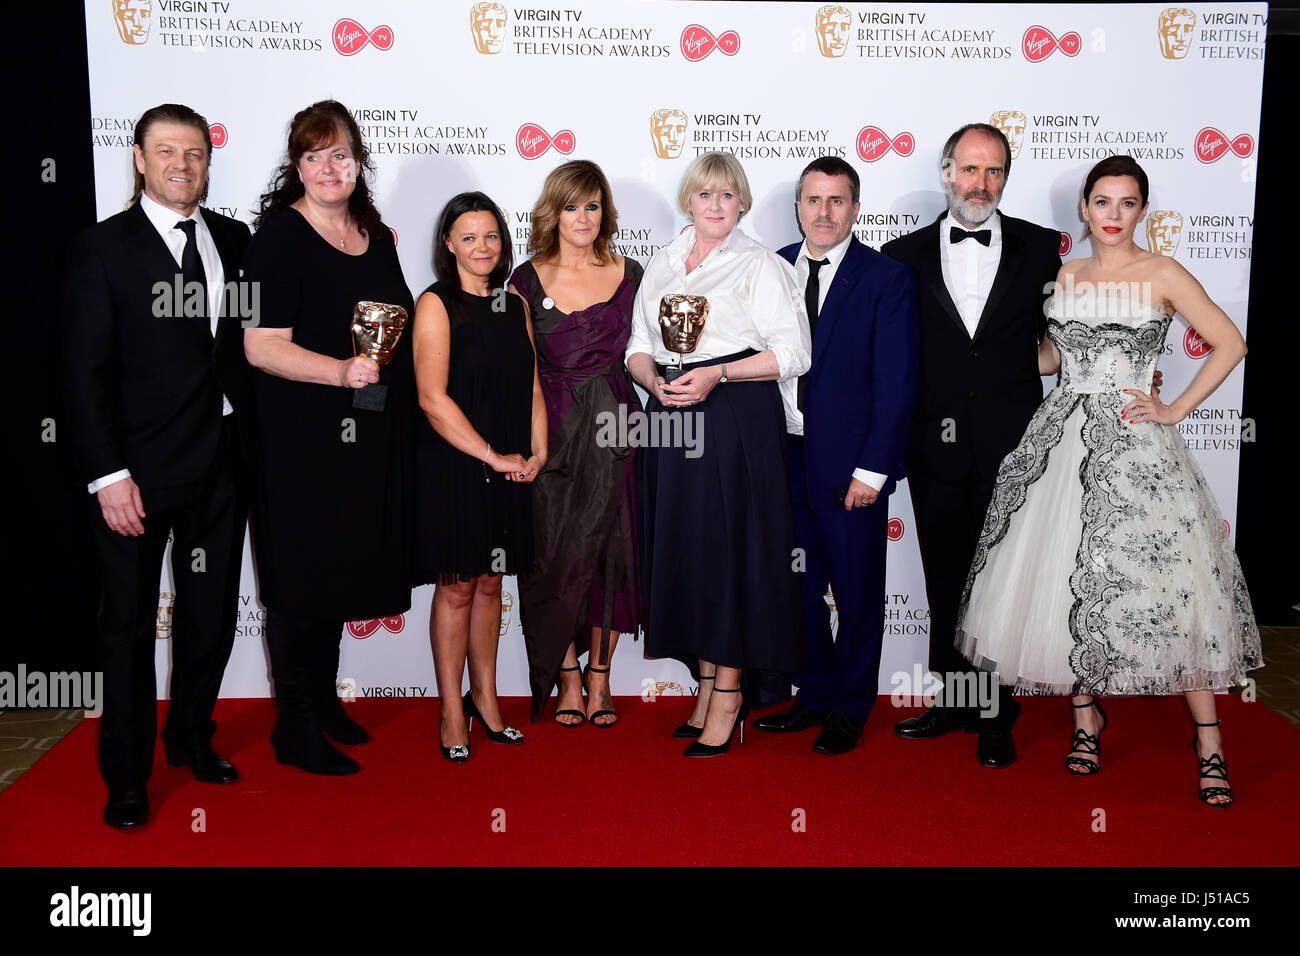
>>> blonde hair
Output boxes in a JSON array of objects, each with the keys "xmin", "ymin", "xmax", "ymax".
[
  {"xmin": 677, "ymin": 152, "xmax": 752, "ymax": 220},
  {"xmin": 527, "ymin": 159, "xmax": 619, "ymax": 264}
]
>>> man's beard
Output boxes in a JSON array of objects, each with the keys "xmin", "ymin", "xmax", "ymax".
[{"xmin": 948, "ymin": 188, "xmax": 999, "ymax": 227}]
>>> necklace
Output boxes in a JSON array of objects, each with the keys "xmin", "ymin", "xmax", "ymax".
[{"xmin": 302, "ymin": 206, "xmax": 351, "ymax": 249}]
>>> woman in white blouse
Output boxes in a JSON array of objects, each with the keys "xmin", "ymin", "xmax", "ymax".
[{"xmin": 626, "ymin": 152, "xmax": 812, "ymax": 757}]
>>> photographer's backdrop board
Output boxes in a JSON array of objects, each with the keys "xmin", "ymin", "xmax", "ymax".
[{"xmin": 83, "ymin": 1, "xmax": 1265, "ymax": 699}]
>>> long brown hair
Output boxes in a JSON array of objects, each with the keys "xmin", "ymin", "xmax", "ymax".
[
  {"xmin": 527, "ymin": 159, "xmax": 619, "ymax": 264},
  {"xmin": 253, "ymin": 100, "xmax": 383, "ymax": 238},
  {"xmin": 129, "ymin": 103, "xmax": 211, "ymax": 207}
]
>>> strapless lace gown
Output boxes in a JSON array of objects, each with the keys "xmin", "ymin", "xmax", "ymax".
[{"xmin": 956, "ymin": 292, "xmax": 1262, "ymax": 695}]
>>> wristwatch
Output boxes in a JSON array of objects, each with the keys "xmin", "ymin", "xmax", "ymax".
[{"xmin": 719, "ymin": 363, "xmax": 728, "ymax": 383}]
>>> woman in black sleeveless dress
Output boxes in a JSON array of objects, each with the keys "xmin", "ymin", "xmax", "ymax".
[
  {"xmin": 411, "ymin": 192, "xmax": 545, "ymax": 762},
  {"xmin": 245, "ymin": 100, "xmax": 414, "ymax": 777}
]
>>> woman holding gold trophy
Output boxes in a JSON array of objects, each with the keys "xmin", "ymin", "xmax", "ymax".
[
  {"xmin": 244, "ymin": 100, "xmax": 416, "ymax": 776},
  {"xmin": 626, "ymin": 152, "xmax": 811, "ymax": 757}
]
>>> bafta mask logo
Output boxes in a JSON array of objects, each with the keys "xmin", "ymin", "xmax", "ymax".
[
  {"xmin": 351, "ymin": 301, "xmax": 409, "ymax": 366},
  {"xmin": 825, "ymin": 586, "xmax": 839, "ymax": 638},
  {"xmin": 471, "ymin": 1, "xmax": 508, "ymax": 54},
  {"xmin": 650, "ymin": 109, "xmax": 688, "ymax": 159},
  {"xmin": 499, "ymin": 589, "xmax": 514, "ymax": 637},
  {"xmin": 1158, "ymin": 7, "xmax": 1196, "ymax": 59},
  {"xmin": 156, "ymin": 591, "xmax": 174, "ymax": 640},
  {"xmin": 336, "ymin": 678, "xmax": 358, "ymax": 702},
  {"xmin": 654, "ymin": 681, "xmax": 687, "ymax": 696},
  {"xmin": 1145, "ymin": 210, "xmax": 1184, "ymax": 256},
  {"xmin": 989, "ymin": 109, "xmax": 1026, "ymax": 160},
  {"xmin": 658, "ymin": 294, "xmax": 710, "ymax": 354},
  {"xmin": 815, "ymin": 4, "xmax": 852, "ymax": 58},
  {"xmin": 112, "ymin": 0, "xmax": 152, "ymax": 45}
]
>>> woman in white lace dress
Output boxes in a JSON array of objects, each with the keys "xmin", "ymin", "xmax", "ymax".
[{"xmin": 956, "ymin": 156, "xmax": 1261, "ymax": 807}]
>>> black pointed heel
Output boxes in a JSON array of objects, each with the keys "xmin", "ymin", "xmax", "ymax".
[
  {"xmin": 1193, "ymin": 719, "xmax": 1234, "ymax": 808},
  {"xmin": 554, "ymin": 664, "xmax": 586, "ymax": 727},
  {"xmin": 463, "ymin": 691, "xmax": 525, "ymax": 744},
  {"xmin": 683, "ymin": 686, "xmax": 749, "ymax": 757},
  {"xmin": 672, "ymin": 674, "xmax": 713, "ymax": 738},
  {"xmin": 1065, "ymin": 698, "xmax": 1108, "ymax": 775}
]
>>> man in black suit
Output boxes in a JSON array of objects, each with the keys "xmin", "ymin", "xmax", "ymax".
[
  {"xmin": 63, "ymin": 104, "xmax": 252, "ymax": 827},
  {"xmin": 882, "ymin": 123, "xmax": 1061, "ymax": 767}
]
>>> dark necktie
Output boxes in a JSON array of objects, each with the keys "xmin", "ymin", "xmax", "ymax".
[
  {"xmin": 798, "ymin": 257, "xmax": 829, "ymax": 413},
  {"xmin": 949, "ymin": 226, "xmax": 991, "ymax": 246},
  {"xmin": 175, "ymin": 219, "xmax": 210, "ymax": 325}
]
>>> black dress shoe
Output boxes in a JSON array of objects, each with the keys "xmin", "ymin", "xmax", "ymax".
[
  {"xmin": 893, "ymin": 707, "xmax": 979, "ymax": 740},
  {"xmin": 271, "ymin": 723, "xmax": 360, "ymax": 776},
  {"xmin": 165, "ymin": 743, "xmax": 239, "ymax": 783},
  {"xmin": 103, "ymin": 789, "xmax": 149, "ymax": 829},
  {"xmin": 813, "ymin": 712, "xmax": 863, "ymax": 755},
  {"xmin": 976, "ymin": 727, "xmax": 1017, "ymax": 768},
  {"xmin": 754, "ymin": 704, "xmax": 828, "ymax": 733}
]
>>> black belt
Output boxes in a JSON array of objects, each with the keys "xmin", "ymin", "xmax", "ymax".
[{"xmin": 655, "ymin": 347, "xmax": 756, "ymax": 377}]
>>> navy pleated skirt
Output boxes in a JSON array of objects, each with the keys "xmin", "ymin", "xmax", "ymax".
[{"xmin": 638, "ymin": 350, "xmax": 808, "ymax": 675}]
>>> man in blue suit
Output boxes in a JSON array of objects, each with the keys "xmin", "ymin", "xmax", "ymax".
[{"xmin": 756, "ymin": 157, "xmax": 919, "ymax": 754}]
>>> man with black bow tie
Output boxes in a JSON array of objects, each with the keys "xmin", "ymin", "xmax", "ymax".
[
  {"xmin": 63, "ymin": 104, "xmax": 252, "ymax": 827},
  {"xmin": 882, "ymin": 123, "xmax": 1061, "ymax": 767}
]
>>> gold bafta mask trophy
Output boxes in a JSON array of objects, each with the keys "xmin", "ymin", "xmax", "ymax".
[
  {"xmin": 350, "ymin": 300, "xmax": 408, "ymax": 410},
  {"xmin": 658, "ymin": 294, "xmax": 710, "ymax": 382}
]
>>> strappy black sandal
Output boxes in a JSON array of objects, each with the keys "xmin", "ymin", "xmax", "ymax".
[
  {"xmin": 1065, "ymin": 698, "xmax": 1108, "ymax": 775},
  {"xmin": 583, "ymin": 664, "xmax": 617, "ymax": 728},
  {"xmin": 554, "ymin": 664, "xmax": 585, "ymax": 727},
  {"xmin": 1193, "ymin": 719, "xmax": 1235, "ymax": 808}
]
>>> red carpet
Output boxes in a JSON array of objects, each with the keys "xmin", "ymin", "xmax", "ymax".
[{"xmin": 2, "ymin": 694, "xmax": 1297, "ymax": 865}]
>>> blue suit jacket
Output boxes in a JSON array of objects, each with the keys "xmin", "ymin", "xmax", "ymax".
[{"xmin": 778, "ymin": 236, "xmax": 920, "ymax": 507}]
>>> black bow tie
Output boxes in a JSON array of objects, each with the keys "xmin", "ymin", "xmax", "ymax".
[{"xmin": 949, "ymin": 226, "xmax": 991, "ymax": 246}]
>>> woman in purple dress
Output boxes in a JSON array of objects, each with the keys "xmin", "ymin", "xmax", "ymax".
[{"xmin": 509, "ymin": 160, "xmax": 644, "ymax": 726}]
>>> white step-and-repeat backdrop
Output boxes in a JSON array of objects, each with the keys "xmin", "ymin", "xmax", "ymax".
[{"xmin": 83, "ymin": 1, "xmax": 1265, "ymax": 701}]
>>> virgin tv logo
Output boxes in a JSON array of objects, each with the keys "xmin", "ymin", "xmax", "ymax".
[
  {"xmin": 1022, "ymin": 25, "xmax": 1080, "ymax": 61},
  {"xmin": 856, "ymin": 127, "xmax": 914, "ymax": 163},
  {"xmin": 333, "ymin": 19, "xmax": 393, "ymax": 55},
  {"xmin": 887, "ymin": 518, "xmax": 905, "ymax": 541},
  {"xmin": 209, "ymin": 123, "xmax": 228, "ymax": 149},
  {"xmin": 348, "ymin": 615, "xmax": 405, "ymax": 638},
  {"xmin": 516, "ymin": 124, "xmax": 574, "ymax": 160},
  {"xmin": 1059, "ymin": 231, "xmax": 1072, "ymax": 256},
  {"xmin": 1194, "ymin": 127, "xmax": 1254, "ymax": 164},
  {"xmin": 1183, "ymin": 327, "xmax": 1213, "ymax": 359},
  {"xmin": 680, "ymin": 24, "xmax": 740, "ymax": 62}
]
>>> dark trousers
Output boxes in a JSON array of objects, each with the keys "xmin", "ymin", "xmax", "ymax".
[
  {"xmin": 91, "ymin": 423, "xmax": 244, "ymax": 790},
  {"xmin": 908, "ymin": 467, "xmax": 1019, "ymax": 730},
  {"xmin": 788, "ymin": 437, "xmax": 889, "ymax": 725},
  {"xmin": 264, "ymin": 610, "xmax": 345, "ymax": 729}
]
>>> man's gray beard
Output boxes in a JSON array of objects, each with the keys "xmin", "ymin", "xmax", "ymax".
[{"xmin": 948, "ymin": 191, "xmax": 999, "ymax": 228}]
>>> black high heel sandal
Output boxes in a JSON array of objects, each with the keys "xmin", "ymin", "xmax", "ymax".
[
  {"xmin": 583, "ymin": 664, "xmax": 617, "ymax": 729},
  {"xmin": 672, "ymin": 674, "xmax": 713, "ymax": 739},
  {"xmin": 439, "ymin": 718, "xmax": 470, "ymax": 764},
  {"xmin": 554, "ymin": 664, "xmax": 585, "ymax": 727},
  {"xmin": 1193, "ymin": 719, "xmax": 1234, "ymax": 809},
  {"xmin": 683, "ymin": 686, "xmax": 749, "ymax": 757},
  {"xmin": 1065, "ymin": 698, "xmax": 1108, "ymax": 775},
  {"xmin": 463, "ymin": 691, "xmax": 525, "ymax": 744}
]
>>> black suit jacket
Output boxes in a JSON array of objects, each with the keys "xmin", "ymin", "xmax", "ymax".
[
  {"xmin": 882, "ymin": 211, "xmax": 1061, "ymax": 482},
  {"xmin": 62, "ymin": 201, "xmax": 252, "ymax": 492}
]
